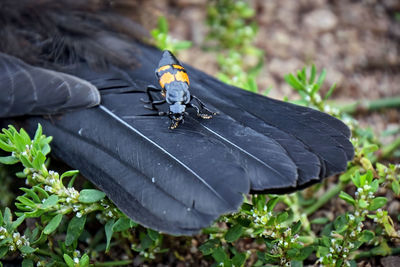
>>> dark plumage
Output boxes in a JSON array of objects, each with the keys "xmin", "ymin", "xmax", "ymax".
[{"xmin": 0, "ymin": 0, "xmax": 354, "ymax": 235}]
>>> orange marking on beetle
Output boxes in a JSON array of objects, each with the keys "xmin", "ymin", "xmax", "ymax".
[
  {"xmin": 172, "ymin": 64, "xmax": 184, "ymax": 70},
  {"xmin": 159, "ymin": 72, "xmax": 175, "ymax": 88},
  {"xmin": 175, "ymin": 71, "xmax": 190, "ymax": 85},
  {"xmin": 157, "ymin": 65, "xmax": 171, "ymax": 72}
]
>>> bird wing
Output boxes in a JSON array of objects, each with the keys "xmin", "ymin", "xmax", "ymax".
[
  {"xmin": 0, "ymin": 52, "xmax": 100, "ymax": 118},
  {"xmin": 20, "ymin": 43, "xmax": 353, "ymax": 235}
]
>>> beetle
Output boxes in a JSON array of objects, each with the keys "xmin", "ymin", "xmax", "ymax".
[{"xmin": 142, "ymin": 50, "xmax": 216, "ymax": 129}]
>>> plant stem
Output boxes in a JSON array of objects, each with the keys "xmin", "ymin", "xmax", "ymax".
[
  {"xmin": 93, "ymin": 260, "xmax": 133, "ymax": 266},
  {"xmin": 354, "ymin": 246, "xmax": 400, "ymax": 260},
  {"xmin": 338, "ymin": 96, "xmax": 400, "ymax": 114},
  {"xmin": 382, "ymin": 137, "xmax": 400, "ymax": 159},
  {"xmin": 304, "ymin": 183, "xmax": 344, "ymax": 216}
]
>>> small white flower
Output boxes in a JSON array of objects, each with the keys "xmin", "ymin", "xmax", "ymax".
[
  {"xmin": 44, "ymin": 185, "xmax": 53, "ymax": 192},
  {"xmin": 76, "ymin": 212, "xmax": 82, "ymax": 218},
  {"xmin": 74, "ymin": 257, "xmax": 79, "ymax": 264}
]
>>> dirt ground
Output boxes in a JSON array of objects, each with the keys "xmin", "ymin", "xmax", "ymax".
[{"xmin": 132, "ymin": 1, "xmax": 400, "ymax": 266}]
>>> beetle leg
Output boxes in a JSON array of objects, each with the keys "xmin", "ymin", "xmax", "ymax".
[
  {"xmin": 141, "ymin": 85, "xmax": 165, "ymax": 109},
  {"xmin": 191, "ymin": 95, "xmax": 218, "ymax": 115},
  {"xmin": 189, "ymin": 102, "xmax": 213, "ymax": 119},
  {"xmin": 169, "ymin": 120, "xmax": 180, "ymax": 130}
]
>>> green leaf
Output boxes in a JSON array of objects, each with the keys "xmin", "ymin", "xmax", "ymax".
[
  {"xmin": 309, "ymin": 65, "xmax": 316, "ymax": 84},
  {"xmin": 42, "ymin": 195, "xmax": 59, "ymax": 209},
  {"xmin": 0, "ymin": 139, "xmax": 14, "ymax": 152},
  {"xmin": 22, "ymin": 259, "xmax": 34, "ymax": 267},
  {"xmin": 359, "ymin": 230, "xmax": 374, "ymax": 243},
  {"xmin": 112, "ymin": 217, "xmax": 132, "ymax": 232},
  {"xmin": 139, "ymin": 231, "xmax": 153, "ymax": 250},
  {"xmin": 32, "ymin": 151, "xmax": 46, "ymax": 170},
  {"xmin": 0, "ymin": 246, "xmax": 9, "ymax": 259},
  {"xmin": 24, "ymin": 209, "xmax": 45, "ymax": 218},
  {"xmin": 284, "ymin": 74, "xmax": 304, "ymax": 91},
  {"xmin": 60, "ymin": 170, "xmax": 79, "ymax": 180},
  {"xmin": 158, "ymin": 16, "xmax": 168, "ymax": 34},
  {"xmin": 255, "ymin": 195, "xmax": 266, "ymax": 211},
  {"xmin": 11, "ymin": 214, "xmax": 25, "ymax": 230},
  {"xmin": 339, "ymin": 191, "xmax": 355, "ymax": 205},
  {"xmin": 19, "ymin": 245, "xmax": 36, "ymax": 254},
  {"xmin": 369, "ymin": 197, "xmax": 387, "ymax": 211},
  {"xmin": 225, "ymin": 224, "xmax": 244, "ymax": 243},
  {"xmin": 19, "ymin": 154, "xmax": 33, "ymax": 168},
  {"xmin": 33, "ymin": 185, "xmax": 49, "ymax": 199},
  {"xmin": 80, "ymin": 254, "xmax": 90, "ymax": 267},
  {"xmin": 362, "ymin": 144, "xmax": 379, "ymax": 155},
  {"xmin": 63, "ymin": 254, "xmax": 75, "ymax": 267},
  {"xmin": 65, "ymin": 215, "xmax": 86, "ymax": 246},
  {"xmin": 33, "ymin": 124, "xmax": 43, "ymax": 142},
  {"xmin": 17, "ymin": 196, "xmax": 36, "ymax": 208},
  {"xmin": 232, "ymin": 252, "xmax": 246, "ymax": 267},
  {"xmin": 43, "ymin": 214, "xmax": 63, "ymax": 235},
  {"xmin": 19, "ymin": 188, "xmax": 41, "ymax": 203},
  {"xmin": 315, "ymin": 69, "xmax": 327, "ymax": 91},
  {"xmin": 212, "ymin": 246, "xmax": 228, "ymax": 264},
  {"xmin": 3, "ymin": 208, "xmax": 12, "ymax": 226},
  {"xmin": 147, "ymin": 229, "xmax": 160, "ymax": 241},
  {"xmin": 311, "ymin": 217, "xmax": 330, "ymax": 224},
  {"xmin": 359, "ymin": 199, "xmax": 368, "ymax": 209},
  {"xmin": 0, "ymin": 156, "xmax": 19, "ymax": 165},
  {"xmin": 276, "ymin": 212, "xmax": 289, "ymax": 224},
  {"xmin": 392, "ymin": 180, "xmax": 400, "ymax": 195},
  {"xmin": 13, "ymin": 132, "xmax": 26, "ymax": 152},
  {"xmin": 173, "ymin": 41, "xmax": 192, "ymax": 50},
  {"xmin": 105, "ymin": 219, "xmax": 115, "ymax": 252},
  {"xmin": 199, "ymin": 239, "xmax": 219, "ymax": 255},
  {"xmin": 19, "ymin": 128, "xmax": 31, "ymax": 145},
  {"xmin": 0, "ymin": 210, "xmax": 2, "ymax": 225},
  {"xmin": 266, "ymin": 197, "xmax": 279, "ymax": 212},
  {"xmin": 324, "ymin": 83, "xmax": 336, "ymax": 100},
  {"xmin": 78, "ymin": 189, "xmax": 106, "ymax": 203},
  {"xmin": 351, "ymin": 172, "xmax": 361, "ymax": 188},
  {"xmin": 291, "ymin": 260, "xmax": 303, "ymax": 267},
  {"xmin": 333, "ymin": 214, "xmax": 348, "ymax": 233},
  {"xmin": 291, "ymin": 221, "xmax": 302, "ymax": 235}
]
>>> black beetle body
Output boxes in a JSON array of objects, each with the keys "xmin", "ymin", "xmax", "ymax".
[{"xmin": 143, "ymin": 50, "xmax": 215, "ymax": 129}]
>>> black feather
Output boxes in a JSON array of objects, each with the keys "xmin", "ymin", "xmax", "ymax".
[
  {"xmin": 0, "ymin": 52, "xmax": 100, "ymax": 118},
  {"xmin": 0, "ymin": 1, "xmax": 354, "ymax": 235}
]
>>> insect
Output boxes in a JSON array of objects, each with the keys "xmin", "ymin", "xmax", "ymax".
[{"xmin": 142, "ymin": 50, "xmax": 216, "ymax": 129}]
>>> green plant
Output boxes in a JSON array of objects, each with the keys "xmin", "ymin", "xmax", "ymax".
[
  {"xmin": 0, "ymin": 125, "xmax": 164, "ymax": 266},
  {"xmin": 206, "ymin": 0, "xmax": 263, "ymax": 92},
  {"xmin": 196, "ymin": 65, "xmax": 400, "ymax": 266},
  {"xmin": 151, "ymin": 16, "xmax": 192, "ymax": 54}
]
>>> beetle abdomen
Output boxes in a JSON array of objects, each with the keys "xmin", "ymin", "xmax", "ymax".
[{"xmin": 156, "ymin": 64, "xmax": 190, "ymax": 89}]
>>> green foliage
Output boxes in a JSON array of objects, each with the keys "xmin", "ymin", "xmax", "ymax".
[
  {"xmin": 151, "ymin": 16, "xmax": 192, "ymax": 54},
  {"xmin": 206, "ymin": 0, "xmax": 263, "ymax": 92},
  {"xmin": 0, "ymin": 124, "xmax": 161, "ymax": 266},
  {"xmin": 195, "ymin": 64, "xmax": 400, "ymax": 266}
]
